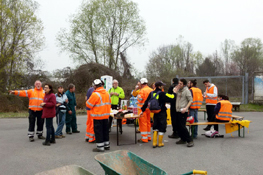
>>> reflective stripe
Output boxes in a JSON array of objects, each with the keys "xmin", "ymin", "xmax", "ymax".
[
  {"xmin": 137, "ymin": 102, "xmax": 144, "ymax": 106},
  {"xmin": 191, "ymin": 104, "xmax": 202, "ymax": 107},
  {"xmin": 219, "ymin": 112, "xmax": 232, "ymax": 115},
  {"xmin": 29, "ymin": 105, "xmax": 43, "ymax": 109},
  {"xmin": 97, "ymin": 143, "xmax": 104, "ymax": 146},
  {"xmin": 25, "ymin": 90, "xmax": 28, "ymax": 97},
  {"xmin": 36, "ymin": 131, "xmax": 43, "ymax": 134},
  {"xmin": 94, "ymin": 102, "xmax": 111, "ymax": 107},
  {"xmin": 141, "ymin": 132, "xmax": 148, "ymax": 134},
  {"xmin": 158, "ymin": 132, "xmax": 164, "ymax": 135},
  {"xmin": 142, "ymin": 136, "xmax": 148, "ymax": 139},
  {"xmin": 218, "ymin": 115, "xmax": 232, "ymax": 119},
  {"xmin": 29, "ymin": 97, "xmax": 44, "ymax": 101},
  {"xmin": 18, "ymin": 91, "xmax": 20, "ymax": 95},
  {"xmin": 138, "ymin": 97, "xmax": 143, "ymax": 101},
  {"xmin": 153, "ymin": 93, "xmax": 159, "ymax": 100},
  {"xmin": 104, "ymin": 141, "xmax": 110, "ymax": 145},
  {"xmin": 86, "ymin": 101, "xmax": 94, "ymax": 107},
  {"xmin": 207, "ymin": 97, "xmax": 217, "ymax": 100},
  {"xmin": 94, "ymin": 92, "xmax": 102, "ymax": 102},
  {"xmin": 28, "ymin": 131, "xmax": 34, "ymax": 135},
  {"xmin": 165, "ymin": 93, "xmax": 174, "ymax": 99},
  {"xmin": 147, "ymin": 132, "xmax": 151, "ymax": 134},
  {"xmin": 86, "ymin": 132, "xmax": 94, "ymax": 136},
  {"xmin": 90, "ymin": 113, "xmax": 110, "ymax": 117}
]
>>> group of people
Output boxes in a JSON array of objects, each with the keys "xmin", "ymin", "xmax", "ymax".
[
  {"xmin": 10, "ymin": 81, "xmax": 79, "ymax": 146},
  {"xmin": 11, "ymin": 76, "xmax": 233, "ymax": 151}
]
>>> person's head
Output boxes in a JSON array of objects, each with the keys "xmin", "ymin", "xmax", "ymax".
[
  {"xmin": 112, "ymin": 79, "xmax": 118, "ymax": 88},
  {"xmin": 223, "ymin": 95, "xmax": 229, "ymax": 100},
  {"xmin": 155, "ymin": 81, "xmax": 166, "ymax": 90},
  {"xmin": 93, "ymin": 79, "xmax": 103, "ymax": 89},
  {"xmin": 190, "ymin": 79, "xmax": 197, "ymax": 87},
  {"xmin": 179, "ymin": 79, "xmax": 187, "ymax": 89},
  {"xmin": 57, "ymin": 85, "xmax": 64, "ymax": 94},
  {"xmin": 203, "ymin": 80, "xmax": 211, "ymax": 88},
  {"xmin": 218, "ymin": 94, "xmax": 224, "ymax": 101},
  {"xmin": 187, "ymin": 81, "xmax": 191, "ymax": 88},
  {"xmin": 68, "ymin": 83, "xmax": 75, "ymax": 92},
  {"xmin": 34, "ymin": 80, "xmax": 42, "ymax": 89},
  {"xmin": 44, "ymin": 84, "xmax": 53, "ymax": 94},
  {"xmin": 173, "ymin": 78, "xmax": 178, "ymax": 85},
  {"xmin": 140, "ymin": 78, "xmax": 148, "ymax": 87},
  {"xmin": 151, "ymin": 82, "xmax": 155, "ymax": 89}
]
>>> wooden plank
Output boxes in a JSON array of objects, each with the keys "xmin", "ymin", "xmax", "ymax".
[
  {"xmin": 124, "ymin": 114, "xmax": 140, "ymax": 119},
  {"xmin": 186, "ymin": 122, "xmax": 229, "ymax": 126}
]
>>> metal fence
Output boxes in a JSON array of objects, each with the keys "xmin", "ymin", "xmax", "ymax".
[{"xmin": 176, "ymin": 74, "xmax": 249, "ymax": 104}]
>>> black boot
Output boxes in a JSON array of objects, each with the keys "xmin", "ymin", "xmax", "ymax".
[
  {"xmin": 42, "ymin": 141, "xmax": 51, "ymax": 146},
  {"xmin": 168, "ymin": 132, "xmax": 179, "ymax": 139}
]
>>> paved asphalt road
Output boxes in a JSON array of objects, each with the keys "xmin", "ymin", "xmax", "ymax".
[{"xmin": 0, "ymin": 112, "xmax": 262, "ymax": 175}]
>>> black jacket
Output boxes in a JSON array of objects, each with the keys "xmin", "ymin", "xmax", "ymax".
[{"xmin": 141, "ymin": 88, "xmax": 175, "ymax": 113}]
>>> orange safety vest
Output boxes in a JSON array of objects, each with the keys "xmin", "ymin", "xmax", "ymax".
[
  {"xmin": 205, "ymin": 85, "xmax": 217, "ymax": 104},
  {"xmin": 15, "ymin": 87, "xmax": 45, "ymax": 111},
  {"xmin": 216, "ymin": 100, "xmax": 233, "ymax": 121},
  {"xmin": 190, "ymin": 87, "xmax": 203, "ymax": 109},
  {"xmin": 86, "ymin": 87, "xmax": 111, "ymax": 120},
  {"xmin": 137, "ymin": 86, "xmax": 153, "ymax": 108}
]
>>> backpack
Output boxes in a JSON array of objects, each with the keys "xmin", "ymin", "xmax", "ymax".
[{"xmin": 148, "ymin": 91, "xmax": 162, "ymax": 113}]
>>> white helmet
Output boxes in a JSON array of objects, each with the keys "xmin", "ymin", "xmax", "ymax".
[
  {"xmin": 93, "ymin": 79, "xmax": 102, "ymax": 86},
  {"xmin": 140, "ymin": 78, "xmax": 148, "ymax": 84}
]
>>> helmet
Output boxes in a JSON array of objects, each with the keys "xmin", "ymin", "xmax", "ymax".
[
  {"xmin": 93, "ymin": 79, "xmax": 102, "ymax": 86},
  {"xmin": 140, "ymin": 78, "xmax": 148, "ymax": 84},
  {"xmin": 186, "ymin": 116, "xmax": 194, "ymax": 124}
]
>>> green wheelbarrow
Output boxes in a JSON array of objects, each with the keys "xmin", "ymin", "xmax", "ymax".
[
  {"xmin": 94, "ymin": 150, "xmax": 168, "ymax": 175},
  {"xmin": 35, "ymin": 165, "xmax": 95, "ymax": 175}
]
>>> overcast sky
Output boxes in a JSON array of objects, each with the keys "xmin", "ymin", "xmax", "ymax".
[{"xmin": 36, "ymin": 0, "xmax": 263, "ymax": 73}]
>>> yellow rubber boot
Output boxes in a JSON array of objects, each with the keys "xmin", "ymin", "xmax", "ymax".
[
  {"xmin": 158, "ymin": 134, "xmax": 164, "ymax": 148},
  {"xmin": 152, "ymin": 131, "xmax": 158, "ymax": 148}
]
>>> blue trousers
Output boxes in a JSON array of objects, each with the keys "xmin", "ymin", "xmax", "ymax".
[
  {"xmin": 189, "ymin": 109, "xmax": 198, "ymax": 138},
  {"xmin": 55, "ymin": 111, "xmax": 66, "ymax": 136}
]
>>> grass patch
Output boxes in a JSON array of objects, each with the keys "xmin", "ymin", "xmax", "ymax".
[
  {"xmin": 0, "ymin": 111, "xmax": 28, "ymax": 118},
  {"xmin": 240, "ymin": 103, "xmax": 263, "ymax": 112},
  {"xmin": 0, "ymin": 109, "xmax": 88, "ymax": 118}
]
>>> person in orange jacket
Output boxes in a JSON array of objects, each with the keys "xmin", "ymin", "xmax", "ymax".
[
  {"xmin": 137, "ymin": 78, "xmax": 153, "ymax": 143},
  {"xmin": 214, "ymin": 95, "xmax": 232, "ymax": 132},
  {"xmin": 189, "ymin": 79, "xmax": 203, "ymax": 138},
  {"xmin": 9, "ymin": 80, "xmax": 46, "ymax": 142},
  {"xmin": 86, "ymin": 79, "xmax": 111, "ymax": 152},
  {"xmin": 85, "ymin": 84, "xmax": 95, "ymax": 143}
]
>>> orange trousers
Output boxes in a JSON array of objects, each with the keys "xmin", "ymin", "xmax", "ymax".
[
  {"xmin": 138, "ymin": 108, "xmax": 151, "ymax": 142},
  {"xmin": 85, "ymin": 110, "xmax": 95, "ymax": 142}
]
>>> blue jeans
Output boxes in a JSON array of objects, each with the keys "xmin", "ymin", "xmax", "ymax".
[
  {"xmin": 55, "ymin": 111, "xmax": 66, "ymax": 136},
  {"xmin": 189, "ymin": 109, "xmax": 198, "ymax": 138}
]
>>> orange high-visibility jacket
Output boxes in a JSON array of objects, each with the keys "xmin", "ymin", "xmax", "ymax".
[
  {"xmin": 205, "ymin": 85, "xmax": 217, "ymax": 104},
  {"xmin": 14, "ymin": 87, "xmax": 45, "ymax": 111},
  {"xmin": 190, "ymin": 87, "xmax": 203, "ymax": 109},
  {"xmin": 216, "ymin": 100, "xmax": 233, "ymax": 121},
  {"xmin": 137, "ymin": 86, "xmax": 153, "ymax": 108},
  {"xmin": 86, "ymin": 87, "xmax": 111, "ymax": 120}
]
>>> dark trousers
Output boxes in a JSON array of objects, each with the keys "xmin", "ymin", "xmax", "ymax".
[
  {"xmin": 214, "ymin": 118, "xmax": 229, "ymax": 131},
  {"xmin": 94, "ymin": 119, "xmax": 110, "ymax": 149},
  {"xmin": 109, "ymin": 105, "xmax": 122, "ymax": 131},
  {"xmin": 175, "ymin": 112, "xmax": 192, "ymax": 143},
  {"xmin": 153, "ymin": 111, "xmax": 167, "ymax": 133},
  {"xmin": 45, "ymin": 118, "xmax": 55, "ymax": 142},
  {"xmin": 170, "ymin": 110, "xmax": 178, "ymax": 135},
  {"xmin": 206, "ymin": 105, "xmax": 216, "ymax": 129},
  {"xmin": 66, "ymin": 112, "xmax": 77, "ymax": 132},
  {"xmin": 28, "ymin": 110, "xmax": 44, "ymax": 137}
]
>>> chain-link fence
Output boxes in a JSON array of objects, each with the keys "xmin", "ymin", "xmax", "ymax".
[{"xmin": 176, "ymin": 74, "xmax": 249, "ymax": 104}]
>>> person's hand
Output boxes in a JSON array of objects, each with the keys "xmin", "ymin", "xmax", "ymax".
[
  {"xmin": 110, "ymin": 92, "xmax": 114, "ymax": 96},
  {"xmin": 114, "ymin": 92, "xmax": 119, "ymax": 96},
  {"xmin": 203, "ymin": 92, "xmax": 207, "ymax": 97},
  {"xmin": 56, "ymin": 103, "xmax": 61, "ymax": 107},
  {"xmin": 181, "ymin": 108, "xmax": 186, "ymax": 114},
  {"xmin": 68, "ymin": 110, "xmax": 72, "ymax": 115},
  {"xmin": 135, "ymin": 85, "xmax": 139, "ymax": 90},
  {"xmin": 173, "ymin": 86, "xmax": 179, "ymax": 93},
  {"xmin": 65, "ymin": 99, "xmax": 68, "ymax": 103},
  {"xmin": 9, "ymin": 90, "xmax": 15, "ymax": 95},
  {"xmin": 40, "ymin": 103, "xmax": 46, "ymax": 107}
]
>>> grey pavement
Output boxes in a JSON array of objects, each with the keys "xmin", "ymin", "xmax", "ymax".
[{"xmin": 0, "ymin": 112, "xmax": 263, "ymax": 175}]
